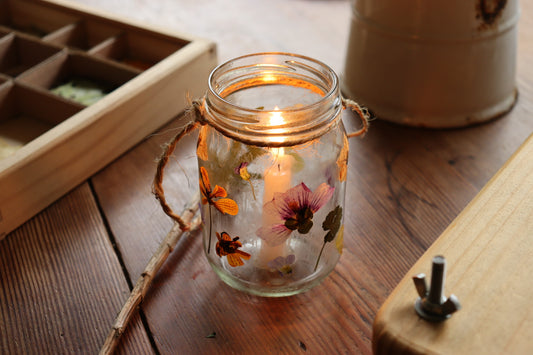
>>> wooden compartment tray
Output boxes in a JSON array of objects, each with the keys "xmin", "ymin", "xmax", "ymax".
[{"xmin": 0, "ymin": 0, "xmax": 217, "ymax": 238}]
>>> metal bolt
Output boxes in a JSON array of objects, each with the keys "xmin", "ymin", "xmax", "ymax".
[{"xmin": 412, "ymin": 255, "xmax": 461, "ymax": 322}]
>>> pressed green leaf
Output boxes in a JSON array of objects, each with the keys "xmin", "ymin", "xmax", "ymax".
[{"xmin": 322, "ymin": 205, "xmax": 342, "ymax": 243}]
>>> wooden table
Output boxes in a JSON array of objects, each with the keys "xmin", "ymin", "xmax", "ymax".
[{"xmin": 1, "ymin": 1, "xmax": 532, "ymax": 354}]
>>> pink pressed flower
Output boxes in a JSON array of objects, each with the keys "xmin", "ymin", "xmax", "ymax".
[{"xmin": 257, "ymin": 182, "xmax": 334, "ymax": 246}]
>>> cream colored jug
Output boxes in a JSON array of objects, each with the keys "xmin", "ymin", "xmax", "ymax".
[{"xmin": 342, "ymin": 0, "xmax": 519, "ymax": 128}]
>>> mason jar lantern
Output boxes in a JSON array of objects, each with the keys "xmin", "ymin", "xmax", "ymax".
[
  {"xmin": 195, "ymin": 53, "xmax": 349, "ymax": 297},
  {"xmin": 153, "ymin": 53, "xmax": 368, "ymax": 297}
]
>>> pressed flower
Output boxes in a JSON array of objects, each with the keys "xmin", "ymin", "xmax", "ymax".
[
  {"xmin": 234, "ymin": 162, "xmax": 250, "ymax": 179},
  {"xmin": 200, "ymin": 166, "xmax": 238, "ymax": 215},
  {"xmin": 337, "ymin": 135, "xmax": 349, "ymax": 182},
  {"xmin": 216, "ymin": 232, "xmax": 251, "ymax": 267},
  {"xmin": 200, "ymin": 166, "xmax": 238, "ymax": 253},
  {"xmin": 234, "ymin": 162, "xmax": 256, "ymax": 200},
  {"xmin": 196, "ymin": 125, "xmax": 209, "ymax": 161},
  {"xmin": 257, "ymin": 182, "xmax": 334, "ymax": 246},
  {"xmin": 267, "ymin": 254, "xmax": 296, "ymax": 276},
  {"xmin": 315, "ymin": 205, "xmax": 343, "ymax": 271}
]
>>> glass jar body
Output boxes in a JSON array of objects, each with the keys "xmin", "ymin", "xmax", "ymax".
[{"xmin": 198, "ymin": 53, "xmax": 347, "ymax": 297}]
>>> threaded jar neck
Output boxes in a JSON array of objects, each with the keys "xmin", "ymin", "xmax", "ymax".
[{"xmin": 205, "ymin": 52, "xmax": 342, "ymax": 147}]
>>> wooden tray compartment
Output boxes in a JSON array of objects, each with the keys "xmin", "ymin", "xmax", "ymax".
[
  {"xmin": 0, "ymin": 28, "xmax": 10, "ymax": 38},
  {"xmin": 0, "ymin": 33, "xmax": 62, "ymax": 77},
  {"xmin": 89, "ymin": 31, "xmax": 187, "ymax": 71},
  {"xmin": 18, "ymin": 51, "xmax": 138, "ymax": 106},
  {"xmin": 0, "ymin": 0, "xmax": 78, "ymax": 37},
  {"xmin": 0, "ymin": 0, "xmax": 217, "ymax": 238},
  {"xmin": 0, "ymin": 81, "xmax": 82, "ymax": 160},
  {"xmin": 44, "ymin": 19, "xmax": 120, "ymax": 51}
]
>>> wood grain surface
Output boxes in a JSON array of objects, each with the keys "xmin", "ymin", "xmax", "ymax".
[
  {"xmin": 1, "ymin": 0, "xmax": 533, "ymax": 354},
  {"xmin": 0, "ymin": 183, "xmax": 153, "ymax": 354}
]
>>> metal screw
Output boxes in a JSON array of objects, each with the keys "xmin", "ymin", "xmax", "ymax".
[{"xmin": 412, "ymin": 255, "xmax": 461, "ymax": 322}]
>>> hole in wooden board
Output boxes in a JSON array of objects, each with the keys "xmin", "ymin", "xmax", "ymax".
[
  {"xmin": 0, "ymin": 33, "xmax": 62, "ymax": 77},
  {"xmin": 0, "ymin": 81, "xmax": 82, "ymax": 161}
]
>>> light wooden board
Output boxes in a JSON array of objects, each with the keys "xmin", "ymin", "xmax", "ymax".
[
  {"xmin": 373, "ymin": 133, "xmax": 533, "ymax": 354},
  {"xmin": 58, "ymin": 0, "xmax": 533, "ymax": 353}
]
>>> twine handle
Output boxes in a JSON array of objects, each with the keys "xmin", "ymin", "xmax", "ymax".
[
  {"xmin": 152, "ymin": 99, "xmax": 206, "ymax": 231},
  {"xmin": 153, "ymin": 97, "xmax": 368, "ymax": 229},
  {"xmin": 343, "ymin": 97, "xmax": 371, "ymax": 138}
]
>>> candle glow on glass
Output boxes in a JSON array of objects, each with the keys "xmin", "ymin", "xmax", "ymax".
[
  {"xmin": 257, "ymin": 107, "xmax": 293, "ymax": 268},
  {"xmin": 264, "ymin": 107, "xmax": 290, "ymax": 201},
  {"xmin": 268, "ymin": 107, "xmax": 286, "ymax": 144},
  {"xmin": 261, "ymin": 73, "xmax": 277, "ymax": 84}
]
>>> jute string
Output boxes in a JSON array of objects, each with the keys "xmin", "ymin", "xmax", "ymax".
[{"xmin": 152, "ymin": 96, "xmax": 370, "ymax": 229}]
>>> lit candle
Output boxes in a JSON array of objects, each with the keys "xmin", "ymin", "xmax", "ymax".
[{"xmin": 256, "ymin": 109, "xmax": 292, "ymax": 269}]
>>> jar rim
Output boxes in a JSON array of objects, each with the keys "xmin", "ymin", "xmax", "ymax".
[{"xmin": 205, "ymin": 52, "xmax": 342, "ymax": 147}]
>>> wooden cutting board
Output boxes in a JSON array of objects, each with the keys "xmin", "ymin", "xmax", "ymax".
[{"xmin": 373, "ymin": 133, "xmax": 533, "ymax": 354}]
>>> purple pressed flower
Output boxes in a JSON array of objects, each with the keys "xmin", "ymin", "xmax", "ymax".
[
  {"xmin": 257, "ymin": 182, "xmax": 334, "ymax": 246},
  {"xmin": 268, "ymin": 254, "xmax": 296, "ymax": 276}
]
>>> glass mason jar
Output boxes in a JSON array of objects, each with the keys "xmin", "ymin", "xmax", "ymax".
[{"xmin": 198, "ymin": 53, "xmax": 348, "ymax": 297}]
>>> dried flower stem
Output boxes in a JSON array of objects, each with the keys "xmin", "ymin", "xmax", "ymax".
[
  {"xmin": 99, "ymin": 193, "xmax": 201, "ymax": 355},
  {"xmin": 314, "ymin": 241, "xmax": 327, "ymax": 272},
  {"xmin": 207, "ymin": 205, "xmax": 213, "ymax": 254}
]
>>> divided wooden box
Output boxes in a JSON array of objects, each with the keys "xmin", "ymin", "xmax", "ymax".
[{"xmin": 0, "ymin": 0, "xmax": 217, "ymax": 238}]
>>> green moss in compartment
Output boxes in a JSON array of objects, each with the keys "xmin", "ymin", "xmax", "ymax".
[{"xmin": 50, "ymin": 77, "xmax": 113, "ymax": 106}]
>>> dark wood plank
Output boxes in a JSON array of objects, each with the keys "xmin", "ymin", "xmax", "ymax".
[
  {"xmin": 92, "ymin": 103, "xmax": 532, "ymax": 355},
  {"xmin": 0, "ymin": 183, "xmax": 154, "ymax": 354},
  {"xmin": 93, "ymin": 119, "xmax": 380, "ymax": 353}
]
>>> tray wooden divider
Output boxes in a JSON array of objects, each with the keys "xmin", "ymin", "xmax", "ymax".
[
  {"xmin": 0, "ymin": 0, "xmax": 217, "ymax": 238},
  {"xmin": 373, "ymin": 133, "xmax": 533, "ymax": 354}
]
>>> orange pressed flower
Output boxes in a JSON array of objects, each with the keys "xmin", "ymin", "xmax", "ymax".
[
  {"xmin": 336, "ymin": 134, "xmax": 349, "ymax": 182},
  {"xmin": 199, "ymin": 166, "xmax": 238, "ymax": 215},
  {"xmin": 216, "ymin": 232, "xmax": 251, "ymax": 267},
  {"xmin": 200, "ymin": 166, "xmax": 238, "ymax": 254},
  {"xmin": 196, "ymin": 125, "xmax": 209, "ymax": 161}
]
